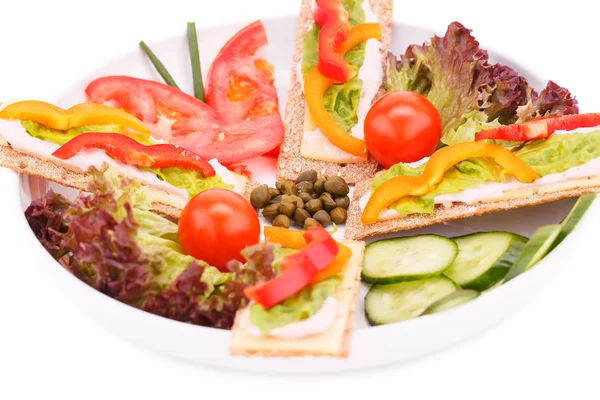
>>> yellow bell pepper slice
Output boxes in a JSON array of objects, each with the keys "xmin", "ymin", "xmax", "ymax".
[
  {"xmin": 263, "ymin": 226, "xmax": 352, "ymax": 284},
  {"xmin": 0, "ymin": 101, "xmax": 69, "ymax": 130},
  {"xmin": 304, "ymin": 23, "xmax": 382, "ymax": 157},
  {"xmin": 0, "ymin": 101, "xmax": 150, "ymax": 135},
  {"xmin": 361, "ymin": 142, "xmax": 541, "ymax": 224}
]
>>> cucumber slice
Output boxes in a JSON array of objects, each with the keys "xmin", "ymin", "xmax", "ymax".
[
  {"xmin": 444, "ymin": 232, "xmax": 527, "ymax": 291},
  {"xmin": 504, "ymin": 224, "xmax": 562, "ymax": 282},
  {"xmin": 549, "ymin": 194, "xmax": 596, "ymax": 251},
  {"xmin": 361, "ymin": 235, "xmax": 458, "ymax": 284},
  {"xmin": 421, "ymin": 289, "xmax": 480, "ymax": 315},
  {"xmin": 365, "ymin": 276, "xmax": 459, "ymax": 326}
]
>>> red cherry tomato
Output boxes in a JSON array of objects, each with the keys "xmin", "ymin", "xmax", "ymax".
[
  {"xmin": 178, "ymin": 189, "xmax": 260, "ymax": 272},
  {"xmin": 364, "ymin": 91, "xmax": 442, "ymax": 167}
]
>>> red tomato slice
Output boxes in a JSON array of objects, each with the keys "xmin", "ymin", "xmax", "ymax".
[{"xmin": 85, "ymin": 21, "xmax": 284, "ymax": 164}]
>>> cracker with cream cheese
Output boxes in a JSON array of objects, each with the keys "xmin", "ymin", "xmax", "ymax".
[
  {"xmin": 276, "ymin": 0, "xmax": 393, "ymax": 184},
  {"xmin": 229, "ymin": 240, "xmax": 365, "ymax": 358}
]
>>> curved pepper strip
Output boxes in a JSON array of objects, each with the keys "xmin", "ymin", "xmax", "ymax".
[
  {"xmin": 52, "ymin": 132, "xmax": 215, "ymax": 177},
  {"xmin": 264, "ymin": 226, "xmax": 352, "ymax": 284},
  {"xmin": 304, "ymin": 23, "xmax": 382, "ymax": 157},
  {"xmin": 362, "ymin": 142, "xmax": 541, "ymax": 224},
  {"xmin": 244, "ymin": 228, "xmax": 339, "ymax": 309},
  {"xmin": 314, "ymin": 0, "xmax": 350, "ymax": 81},
  {"xmin": 0, "ymin": 101, "xmax": 150, "ymax": 135}
]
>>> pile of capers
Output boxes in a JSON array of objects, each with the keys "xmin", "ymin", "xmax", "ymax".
[{"xmin": 250, "ymin": 170, "xmax": 350, "ymax": 230}]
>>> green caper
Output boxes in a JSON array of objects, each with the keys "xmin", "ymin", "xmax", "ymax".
[
  {"xmin": 320, "ymin": 194, "xmax": 336, "ymax": 212},
  {"xmin": 250, "ymin": 184, "xmax": 271, "ymax": 209},
  {"xmin": 262, "ymin": 203, "xmax": 281, "ymax": 223},
  {"xmin": 288, "ymin": 195, "xmax": 304, "ymax": 210},
  {"xmin": 293, "ymin": 208, "xmax": 310, "ymax": 227},
  {"xmin": 304, "ymin": 218, "xmax": 322, "ymax": 230},
  {"xmin": 305, "ymin": 199, "xmax": 323, "ymax": 215},
  {"xmin": 273, "ymin": 214, "xmax": 291, "ymax": 228},
  {"xmin": 268, "ymin": 187, "xmax": 281, "ymax": 199},
  {"xmin": 324, "ymin": 176, "xmax": 349, "ymax": 196},
  {"xmin": 279, "ymin": 180, "xmax": 298, "ymax": 196},
  {"xmin": 269, "ymin": 195, "xmax": 283, "ymax": 204},
  {"xmin": 279, "ymin": 201, "xmax": 296, "ymax": 217},
  {"xmin": 335, "ymin": 195, "xmax": 350, "ymax": 209},
  {"xmin": 313, "ymin": 210, "xmax": 331, "ymax": 227},
  {"xmin": 299, "ymin": 192, "xmax": 313, "ymax": 204},
  {"xmin": 313, "ymin": 177, "xmax": 326, "ymax": 195},
  {"xmin": 275, "ymin": 179, "xmax": 287, "ymax": 192},
  {"xmin": 330, "ymin": 207, "xmax": 347, "ymax": 224},
  {"xmin": 295, "ymin": 170, "xmax": 318, "ymax": 183},
  {"xmin": 296, "ymin": 181, "xmax": 314, "ymax": 195},
  {"xmin": 320, "ymin": 191, "xmax": 333, "ymax": 200}
]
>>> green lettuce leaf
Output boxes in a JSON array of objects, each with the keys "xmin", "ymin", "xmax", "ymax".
[
  {"xmin": 301, "ymin": 0, "xmax": 366, "ymax": 132},
  {"xmin": 22, "ymin": 120, "xmax": 152, "ymax": 145},
  {"xmin": 143, "ymin": 166, "xmax": 234, "ymax": 198},
  {"xmin": 441, "ymin": 110, "xmax": 502, "ymax": 146},
  {"xmin": 249, "ymin": 276, "xmax": 340, "ymax": 334},
  {"xmin": 515, "ymin": 130, "xmax": 600, "ymax": 176}
]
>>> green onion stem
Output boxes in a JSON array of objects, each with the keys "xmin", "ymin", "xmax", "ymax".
[
  {"xmin": 187, "ymin": 22, "xmax": 205, "ymax": 101},
  {"xmin": 139, "ymin": 40, "xmax": 180, "ymax": 89}
]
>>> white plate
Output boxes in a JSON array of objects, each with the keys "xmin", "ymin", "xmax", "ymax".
[{"xmin": 6, "ymin": 16, "xmax": 599, "ymax": 373}]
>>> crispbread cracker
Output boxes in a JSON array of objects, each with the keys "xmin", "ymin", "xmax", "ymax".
[
  {"xmin": 345, "ymin": 175, "xmax": 600, "ymax": 240},
  {"xmin": 276, "ymin": 0, "xmax": 393, "ymax": 184},
  {"xmin": 0, "ymin": 143, "xmax": 251, "ymax": 220},
  {"xmin": 229, "ymin": 240, "xmax": 365, "ymax": 358}
]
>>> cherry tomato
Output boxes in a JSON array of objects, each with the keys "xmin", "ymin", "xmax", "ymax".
[
  {"xmin": 364, "ymin": 91, "xmax": 442, "ymax": 167},
  {"xmin": 178, "ymin": 189, "xmax": 260, "ymax": 272}
]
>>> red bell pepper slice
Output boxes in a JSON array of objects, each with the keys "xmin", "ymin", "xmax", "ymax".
[
  {"xmin": 243, "ymin": 227, "xmax": 339, "ymax": 309},
  {"xmin": 279, "ymin": 227, "xmax": 338, "ymax": 273},
  {"xmin": 52, "ymin": 132, "xmax": 216, "ymax": 177},
  {"xmin": 475, "ymin": 113, "xmax": 600, "ymax": 142},
  {"xmin": 314, "ymin": 0, "xmax": 350, "ymax": 82}
]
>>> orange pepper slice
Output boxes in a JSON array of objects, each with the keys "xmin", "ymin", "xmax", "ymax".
[
  {"xmin": 264, "ymin": 226, "xmax": 306, "ymax": 249},
  {"xmin": 263, "ymin": 226, "xmax": 353, "ymax": 284},
  {"xmin": 361, "ymin": 142, "xmax": 541, "ymax": 224},
  {"xmin": 310, "ymin": 243, "xmax": 352, "ymax": 284},
  {"xmin": 0, "ymin": 101, "xmax": 150, "ymax": 135},
  {"xmin": 304, "ymin": 23, "xmax": 382, "ymax": 157}
]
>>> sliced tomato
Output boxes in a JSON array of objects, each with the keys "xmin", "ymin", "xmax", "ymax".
[
  {"xmin": 206, "ymin": 21, "xmax": 278, "ymax": 122},
  {"xmin": 85, "ymin": 21, "xmax": 284, "ymax": 164},
  {"xmin": 475, "ymin": 113, "xmax": 600, "ymax": 142},
  {"xmin": 85, "ymin": 76, "xmax": 221, "ymax": 140},
  {"xmin": 52, "ymin": 132, "xmax": 215, "ymax": 177}
]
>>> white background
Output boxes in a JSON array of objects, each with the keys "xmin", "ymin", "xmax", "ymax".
[{"xmin": 1, "ymin": 0, "xmax": 598, "ymax": 399}]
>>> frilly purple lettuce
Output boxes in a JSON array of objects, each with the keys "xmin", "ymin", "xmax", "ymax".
[
  {"xmin": 24, "ymin": 169, "xmax": 275, "ymax": 330},
  {"xmin": 386, "ymin": 22, "xmax": 578, "ymax": 145},
  {"xmin": 143, "ymin": 241, "xmax": 275, "ymax": 329},
  {"xmin": 24, "ymin": 190, "xmax": 71, "ymax": 259}
]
